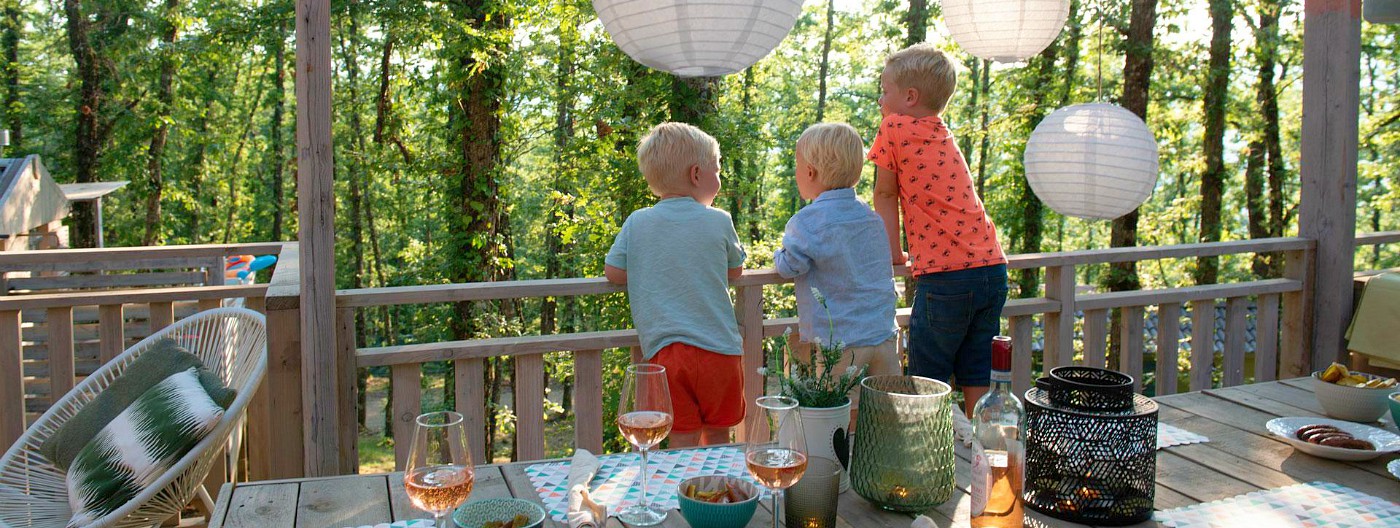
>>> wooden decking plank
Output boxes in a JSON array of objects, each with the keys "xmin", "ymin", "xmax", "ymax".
[
  {"xmin": 1153, "ymin": 449, "xmax": 1262, "ymax": 504},
  {"xmin": 1228, "ymin": 380, "xmax": 1327, "ymax": 415},
  {"xmin": 296, "ymin": 474, "xmax": 393, "ymax": 528},
  {"xmin": 221, "ymin": 482, "xmax": 299, "ymax": 528},
  {"xmin": 1155, "ymin": 402, "xmax": 1400, "ymax": 503},
  {"xmin": 206, "ymin": 483, "xmax": 236, "ymax": 528},
  {"xmin": 500, "ymin": 462, "xmax": 567, "ymax": 528}
]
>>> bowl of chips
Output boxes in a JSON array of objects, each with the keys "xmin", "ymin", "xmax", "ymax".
[
  {"xmin": 1314, "ymin": 363, "xmax": 1398, "ymax": 422},
  {"xmin": 676, "ymin": 475, "xmax": 760, "ymax": 528}
]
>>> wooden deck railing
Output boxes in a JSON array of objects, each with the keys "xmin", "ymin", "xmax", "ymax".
[
  {"xmin": 0, "ymin": 242, "xmax": 290, "ymax": 482},
  {"xmin": 308, "ymin": 236, "xmax": 1322, "ymax": 474}
]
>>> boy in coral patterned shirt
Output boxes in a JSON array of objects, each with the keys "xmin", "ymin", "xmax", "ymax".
[{"xmin": 868, "ymin": 43, "xmax": 1008, "ymax": 416}]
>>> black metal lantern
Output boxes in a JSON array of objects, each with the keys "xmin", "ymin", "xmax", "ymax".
[{"xmin": 1023, "ymin": 366, "xmax": 1157, "ymax": 526}]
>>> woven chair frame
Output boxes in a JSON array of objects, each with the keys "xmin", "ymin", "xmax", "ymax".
[{"xmin": 0, "ymin": 307, "xmax": 267, "ymax": 528}]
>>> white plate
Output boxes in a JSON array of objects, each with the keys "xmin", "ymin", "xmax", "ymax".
[
  {"xmin": 1390, "ymin": 459, "xmax": 1400, "ymax": 480},
  {"xmin": 1265, "ymin": 417, "xmax": 1400, "ymax": 462}
]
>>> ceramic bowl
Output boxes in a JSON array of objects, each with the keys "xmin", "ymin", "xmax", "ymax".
[
  {"xmin": 452, "ymin": 498, "xmax": 546, "ymax": 528},
  {"xmin": 676, "ymin": 476, "xmax": 761, "ymax": 528},
  {"xmin": 1311, "ymin": 371, "xmax": 1393, "ymax": 422},
  {"xmin": 1389, "ymin": 392, "xmax": 1400, "ymax": 428}
]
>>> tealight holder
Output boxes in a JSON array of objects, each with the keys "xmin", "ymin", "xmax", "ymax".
[{"xmin": 849, "ymin": 375, "xmax": 954, "ymax": 512}]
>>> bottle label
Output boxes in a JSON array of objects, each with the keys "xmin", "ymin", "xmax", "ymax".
[
  {"xmin": 971, "ymin": 442, "xmax": 989, "ymax": 516},
  {"xmin": 990, "ymin": 369, "xmax": 1012, "ymax": 383}
]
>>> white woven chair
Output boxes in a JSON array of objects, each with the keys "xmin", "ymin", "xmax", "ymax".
[{"xmin": 0, "ymin": 307, "xmax": 267, "ymax": 528}]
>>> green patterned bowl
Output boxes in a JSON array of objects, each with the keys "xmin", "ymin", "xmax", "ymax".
[
  {"xmin": 452, "ymin": 498, "xmax": 546, "ymax": 528},
  {"xmin": 676, "ymin": 476, "xmax": 760, "ymax": 528}
]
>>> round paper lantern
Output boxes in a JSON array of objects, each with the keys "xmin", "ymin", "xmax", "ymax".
[
  {"xmin": 593, "ymin": 0, "xmax": 804, "ymax": 77},
  {"xmin": 1024, "ymin": 103, "xmax": 1159, "ymax": 220},
  {"xmin": 941, "ymin": 0, "xmax": 1071, "ymax": 63}
]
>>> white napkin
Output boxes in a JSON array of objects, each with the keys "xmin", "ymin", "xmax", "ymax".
[
  {"xmin": 912, "ymin": 514, "xmax": 938, "ymax": 528},
  {"xmin": 565, "ymin": 449, "xmax": 607, "ymax": 528},
  {"xmin": 952, "ymin": 411, "xmax": 975, "ymax": 447}
]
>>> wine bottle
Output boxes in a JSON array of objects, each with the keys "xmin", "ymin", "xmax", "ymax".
[{"xmin": 971, "ymin": 336, "xmax": 1025, "ymax": 528}]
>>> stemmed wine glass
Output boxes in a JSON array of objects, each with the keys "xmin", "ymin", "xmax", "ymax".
[
  {"xmin": 404, "ymin": 411, "xmax": 475, "ymax": 528},
  {"xmin": 616, "ymin": 363, "xmax": 674, "ymax": 526},
  {"xmin": 745, "ymin": 396, "xmax": 808, "ymax": 528}
]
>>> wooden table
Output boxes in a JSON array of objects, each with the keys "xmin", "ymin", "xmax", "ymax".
[{"xmin": 209, "ymin": 378, "xmax": 1400, "ymax": 528}]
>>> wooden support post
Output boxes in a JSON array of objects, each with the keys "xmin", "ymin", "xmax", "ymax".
[
  {"xmin": 296, "ymin": 0, "xmax": 339, "ymax": 477},
  {"xmin": 1009, "ymin": 316, "xmax": 1033, "ymax": 397},
  {"xmin": 1122, "ymin": 306, "xmax": 1144, "ymax": 392},
  {"xmin": 254, "ymin": 244, "xmax": 305, "ymax": 479},
  {"xmin": 1155, "ymin": 303, "xmax": 1181, "ymax": 396},
  {"xmin": 98, "ymin": 304, "xmax": 123, "ymax": 365},
  {"xmin": 734, "ymin": 284, "xmax": 765, "ymax": 442},
  {"xmin": 454, "ymin": 358, "xmax": 487, "ymax": 465},
  {"xmin": 47, "ymin": 307, "xmax": 75, "ymax": 402},
  {"xmin": 198, "ymin": 298, "xmax": 222, "ymax": 312},
  {"xmin": 573, "ymin": 349, "xmax": 604, "ymax": 454},
  {"xmin": 205, "ymin": 257, "xmax": 224, "ymax": 286},
  {"xmin": 1299, "ymin": 0, "xmax": 1360, "ymax": 372},
  {"xmin": 1255, "ymin": 293, "xmax": 1281, "ymax": 382},
  {"xmin": 334, "ymin": 307, "xmax": 359, "ymax": 474},
  {"xmin": 1043, "ymin": 265, "xmax": 1076, "ymax": 369},
  {"xmin": 390, "ymin": 363, "xmax": 422, "ymax": 471},
  {"xmin": 1223, "ymin": 297, "xmax": 1248, "ymax": 387},
  {"xmin": 0, "ymin": 310, "xmax": 22, "ymax": 451},
  {"xmin": 514, "ymin": 354, "xmax": 546, "ymax": 461},
  {"xmin": 149, "ymin": 301, "xmax": 174, "ymax": 332},
  {"xmin": 1190, "ymin": 300, "xmax": 1216, "ymax": 392},
  {"xmin": 1280, "ymin": 249, "xmax": 1314, "ymax": 378},
  {"xmin": 1083, "ymin": 309, "xmax": 1107, "ymax": 368}
]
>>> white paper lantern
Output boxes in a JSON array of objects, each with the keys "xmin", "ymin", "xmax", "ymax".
[
  {"xmin": 1024, "ymin": 103, "xmax": 1159, "ymax": 220},
  {"xmin": 941, "ymin": 0, "xmax": 1071, "ymax": 63},
  {"xmin": 593, "ymin": 0, "xmax": 804, "ymax": 77},
  {"xmin": 1365, "ymin": 0, "xmax": 1400, "ymax": 24}
]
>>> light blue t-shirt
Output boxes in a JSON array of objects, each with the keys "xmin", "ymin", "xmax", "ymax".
[
  {"xmin": 773, "ymin": 188, "xmax": 897, "ymax": 348},
  {"xmin": 606, "ymin": 197, "xmax": 747, "ymax": 360}
]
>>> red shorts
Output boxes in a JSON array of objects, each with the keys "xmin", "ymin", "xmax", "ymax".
[{"xmin": 651, "ymin": 342, "xmax": 745, "ymax": 433}]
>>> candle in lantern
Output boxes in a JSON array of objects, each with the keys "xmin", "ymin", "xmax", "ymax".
[
  {"xmin": 804, "ymin": 519, "xmax": 822, "ymax": 528},
  {"xmin": 890, "ymin": 485, "xmax": 910, "ymax": 501}
]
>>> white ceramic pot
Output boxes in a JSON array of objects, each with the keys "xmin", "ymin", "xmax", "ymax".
[{"xmin": 798, "ymin": 401, "xmax": 852, "ymax": 493}]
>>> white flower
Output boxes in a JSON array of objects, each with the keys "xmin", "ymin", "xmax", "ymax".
[
  {"xmin": 811, "ymin": 335, "xmax": 823, "ymax": 347},
  {"xmin": 844, "ymin": 365, "xmax": 858, "ymax": 377},
  {"xmin": 810, "ymin": 287, "xmax": 826, "ymax": 304},
  {"xmin": 783, "ymin": 327, "xmax": 793, "ymax": 338},
  {"xmin": 756, "ymin": 367, "xmax": 768, "ymax": 376}
]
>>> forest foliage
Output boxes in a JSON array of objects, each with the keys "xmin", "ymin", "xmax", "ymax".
[{"xmin": 3, "ymin": 0, "xmax": 1398, "ymax": 463}]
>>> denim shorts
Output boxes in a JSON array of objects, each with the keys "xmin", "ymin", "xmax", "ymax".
[{"xmin": 907, "ymin": 264, "xmax": 1008, "ymax": 387}]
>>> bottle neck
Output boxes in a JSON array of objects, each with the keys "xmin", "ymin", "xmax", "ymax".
[{"xmin": 989, "ymin": 368, "xmax": 1012, "ymax": 391}]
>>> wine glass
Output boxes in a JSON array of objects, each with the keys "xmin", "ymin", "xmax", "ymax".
[
  {"xmin": 616, "ymin": 363, "xmax": 674, "ymax": 526},
  {"xmin": 404, "ymin": 411, "xmax": 475, "ymax": 528},
  {"xmin": 745, "ymin": 395, "xmax": 808, "ymax": 528}
]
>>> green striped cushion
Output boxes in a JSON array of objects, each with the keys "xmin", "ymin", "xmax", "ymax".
[{"xmin": 65, "ymin": 368, "xmax": 229, "ymax": 528}]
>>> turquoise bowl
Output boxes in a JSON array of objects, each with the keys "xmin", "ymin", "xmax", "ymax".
[
  {"xmin": 1389, "ymin": 392, "xmax": 1400, "ymax": 428},
  {"xmin": 676, "ymin": 476, "xmax": 761, "ymax": 528},
  {"xmin": 452, "ymin": 498, "xmax": 545, "ymax": 528}
]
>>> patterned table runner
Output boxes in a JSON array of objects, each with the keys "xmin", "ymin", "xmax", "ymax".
[
  {"xmin": 525, "ymin": 446, "xmax": 760, "ymax": 522},
  {"xmin": 1158, "ymin": 423, "xmax": 1209, "ymax": 449},
  {"xmin": 1155, "ymin": 481, "xmax": 1400, "ymax": 527}
]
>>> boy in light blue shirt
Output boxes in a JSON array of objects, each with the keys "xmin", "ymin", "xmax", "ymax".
[
  {"xmin": 774, "ymin": 122, "xmax": 899, "ymax": 424},
  {"xmin": 605, "ymin": 122, "xmax": 746, "ymax": 448}
]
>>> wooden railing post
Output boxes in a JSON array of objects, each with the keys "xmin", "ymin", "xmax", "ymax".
[
  {"xmin": 1155, "ymin": 303, "xmax": 1181, "ymax": 395},
  {"xmin": 0, "ymin": 310, "xmax": 22, "ymax": 452},
  {"xmin": 1255, "ymin": 294, "xmax": 1280, "ymax": 382},
  {"xmin": 46, "ymin": 307, "xmax": 75, "ymax": 403},
  {"xmin": 249, "ymin": 244, "xmax": 305, "ymax": 480},
  {"xmin": 573, "ymin": 349, "xmax": 604, "ymax": 454},
  {"xmin": 455, "ymin": 357, "xmax": 487, "ymax": 465},
  {"xmin": 1008, "ymin": 316, "xmax": 1033, "ymax": 396},
  {"xmin": 1223, "ymin": 297, "xmax": 1248, "ymax": 387},
  {"xmin": 1083, "ymin": 309, "xmax": 1107, "ymax": 368},
  {"xmin": 390, "ymin": 364, "xmax": 422, "ymax": 471},
  {"xmin": 1043, "ymin": 265, "xmax": 1076, "ymax": 369},
  {"xmin": 515, "ymin": 354, "xmax": 546, "ymax": 461},
  {"xmin": 98, "ymin": 304, "xmax": 124, "ymax": 364},
  {"xmin": 1189, "ymin": 300, "xmax": 1216, "ymax": 391},
  {"xmin": 734, "ymin": 284, "xmax": 764, "ymax": 442},
  {"xmin": 1280, "ymin": 249, "xmax": 1314, "ymax": 377},
  {"xmin": 1121, "ymin": 306, "xmax": 1144, "ymax": 393},
  {"xmin": 334, "ymin": 307, "xmax": 359, "ymax": 474}
]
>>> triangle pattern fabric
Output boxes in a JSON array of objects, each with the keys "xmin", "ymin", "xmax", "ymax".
[{"xmin": 525, "ymin": 446, "xmax": 762, "ymax": 522}]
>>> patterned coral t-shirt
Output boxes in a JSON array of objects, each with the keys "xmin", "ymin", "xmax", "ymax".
[{"xmin": 867, "ymin": 114, "xmax": 1006, "ymax": 276}]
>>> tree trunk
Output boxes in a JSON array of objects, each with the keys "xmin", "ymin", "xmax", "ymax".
[
  {"xmin": 669, "ymin": 75, "xmax": 720, "ymax": 126},
  {"xmin": 342, "ymin": 2, "xmax": 370, "ymax": 428},
  {"xmin": 1259, "ymin": 0, "xmax": 1287, "ymax": 276},
  {"xmin": 222, "ymin": 57, "xmax": 267, "ymax": 244},
  {"xmin": 815, "ymin": 0, "xmax": 834, "ymax": 123},
  {"xmin": 904, "ymin": 0, "xmax": 930, "ymax": 47},
  {"xmin": 542, "ymin": 1, "xmax": 577, "ymax": 336},
  {"xmin": 63, "ymin": 0, "xmax": 107, "ymax": 247},
  {"xmin": 975, "ymin": 59, "xmax": 990, "ymax": 196},
  {"xmin": 3, "ymin": 0, "xmax": 20, "ymax": 149},
  {"xmin": 1104, "ymin": 0, "xmax": 1158, "ymax": 298},
  {"xmin": 1195, "ymin": 0, "xmax": 1233, "ymax": 285},
  {"xmin": 188, "ymin": 68, "xmax": 218, "ymax": 244},
  {"xmin": 143, "ymin": 0, "xmax": 179, "ymax": 246},
  {"xmin": 268, "ymin": 22, "xmax": 288, "ymax": 242}
]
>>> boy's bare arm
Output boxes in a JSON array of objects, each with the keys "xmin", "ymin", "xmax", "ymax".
[
  {"xmin": 873, "ymin": 166, "xmax": 907, "ymax": 265},
  {"xmin": 605, "ymin": 264, "xmax": 628, "ymax": 285},
  {"xmin": 728, "ymin": 267, "xmax": 743, "ymax": 281}
]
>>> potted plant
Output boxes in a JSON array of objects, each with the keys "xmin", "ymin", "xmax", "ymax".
[{"xmin": 762, "ymin": 288, "xmax": 867, "ymax": 492}]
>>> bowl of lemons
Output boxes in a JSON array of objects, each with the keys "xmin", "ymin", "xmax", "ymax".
[{"xmin": 1314, "ymin": 362, "xmax": 1398, "ymax": 422}]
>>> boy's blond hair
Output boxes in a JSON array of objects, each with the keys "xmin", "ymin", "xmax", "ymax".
[
  {"xmin": 637, "ymin": 122, "xmax": 720, "ymax": 196},
  {"xmin": 797, "ymin": 122, "xmax": 865, "ymax": 190},
  {"xmin": 883, "ymin": 43, "xmax": 958, "ymax": 115}
]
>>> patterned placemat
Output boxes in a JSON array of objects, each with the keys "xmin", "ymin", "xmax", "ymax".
[
  {"xmin": 1158, "ymin": 423, "xmax": 1209, "ymax": 449},
  {"xmin": 345, "ymin": 520, "xmax": 434, "ymax": 528},
  {"xmin": 525, "ymin": 446, "xmax": 760, "ymax": 521},
  {"xmin": 1154, "ymin": 481, "xmax": 1400, "ymax": 527}
]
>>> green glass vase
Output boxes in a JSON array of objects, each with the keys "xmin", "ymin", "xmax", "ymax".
[{"xmin": 849, "ymin": 375, "xmax": 955, "ymax": 512}]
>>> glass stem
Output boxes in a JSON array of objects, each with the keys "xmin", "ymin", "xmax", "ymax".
[
  {"xmin": 772, "ymin": 490, "xmax": 781, "ymax": 528},
  {"xmin": 639, "ymin": 447, "xmax": 651, "ymax": 508},
  {"xmin": 436, "ymin": 511, "xmax": 451, "ymax": 528}
]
